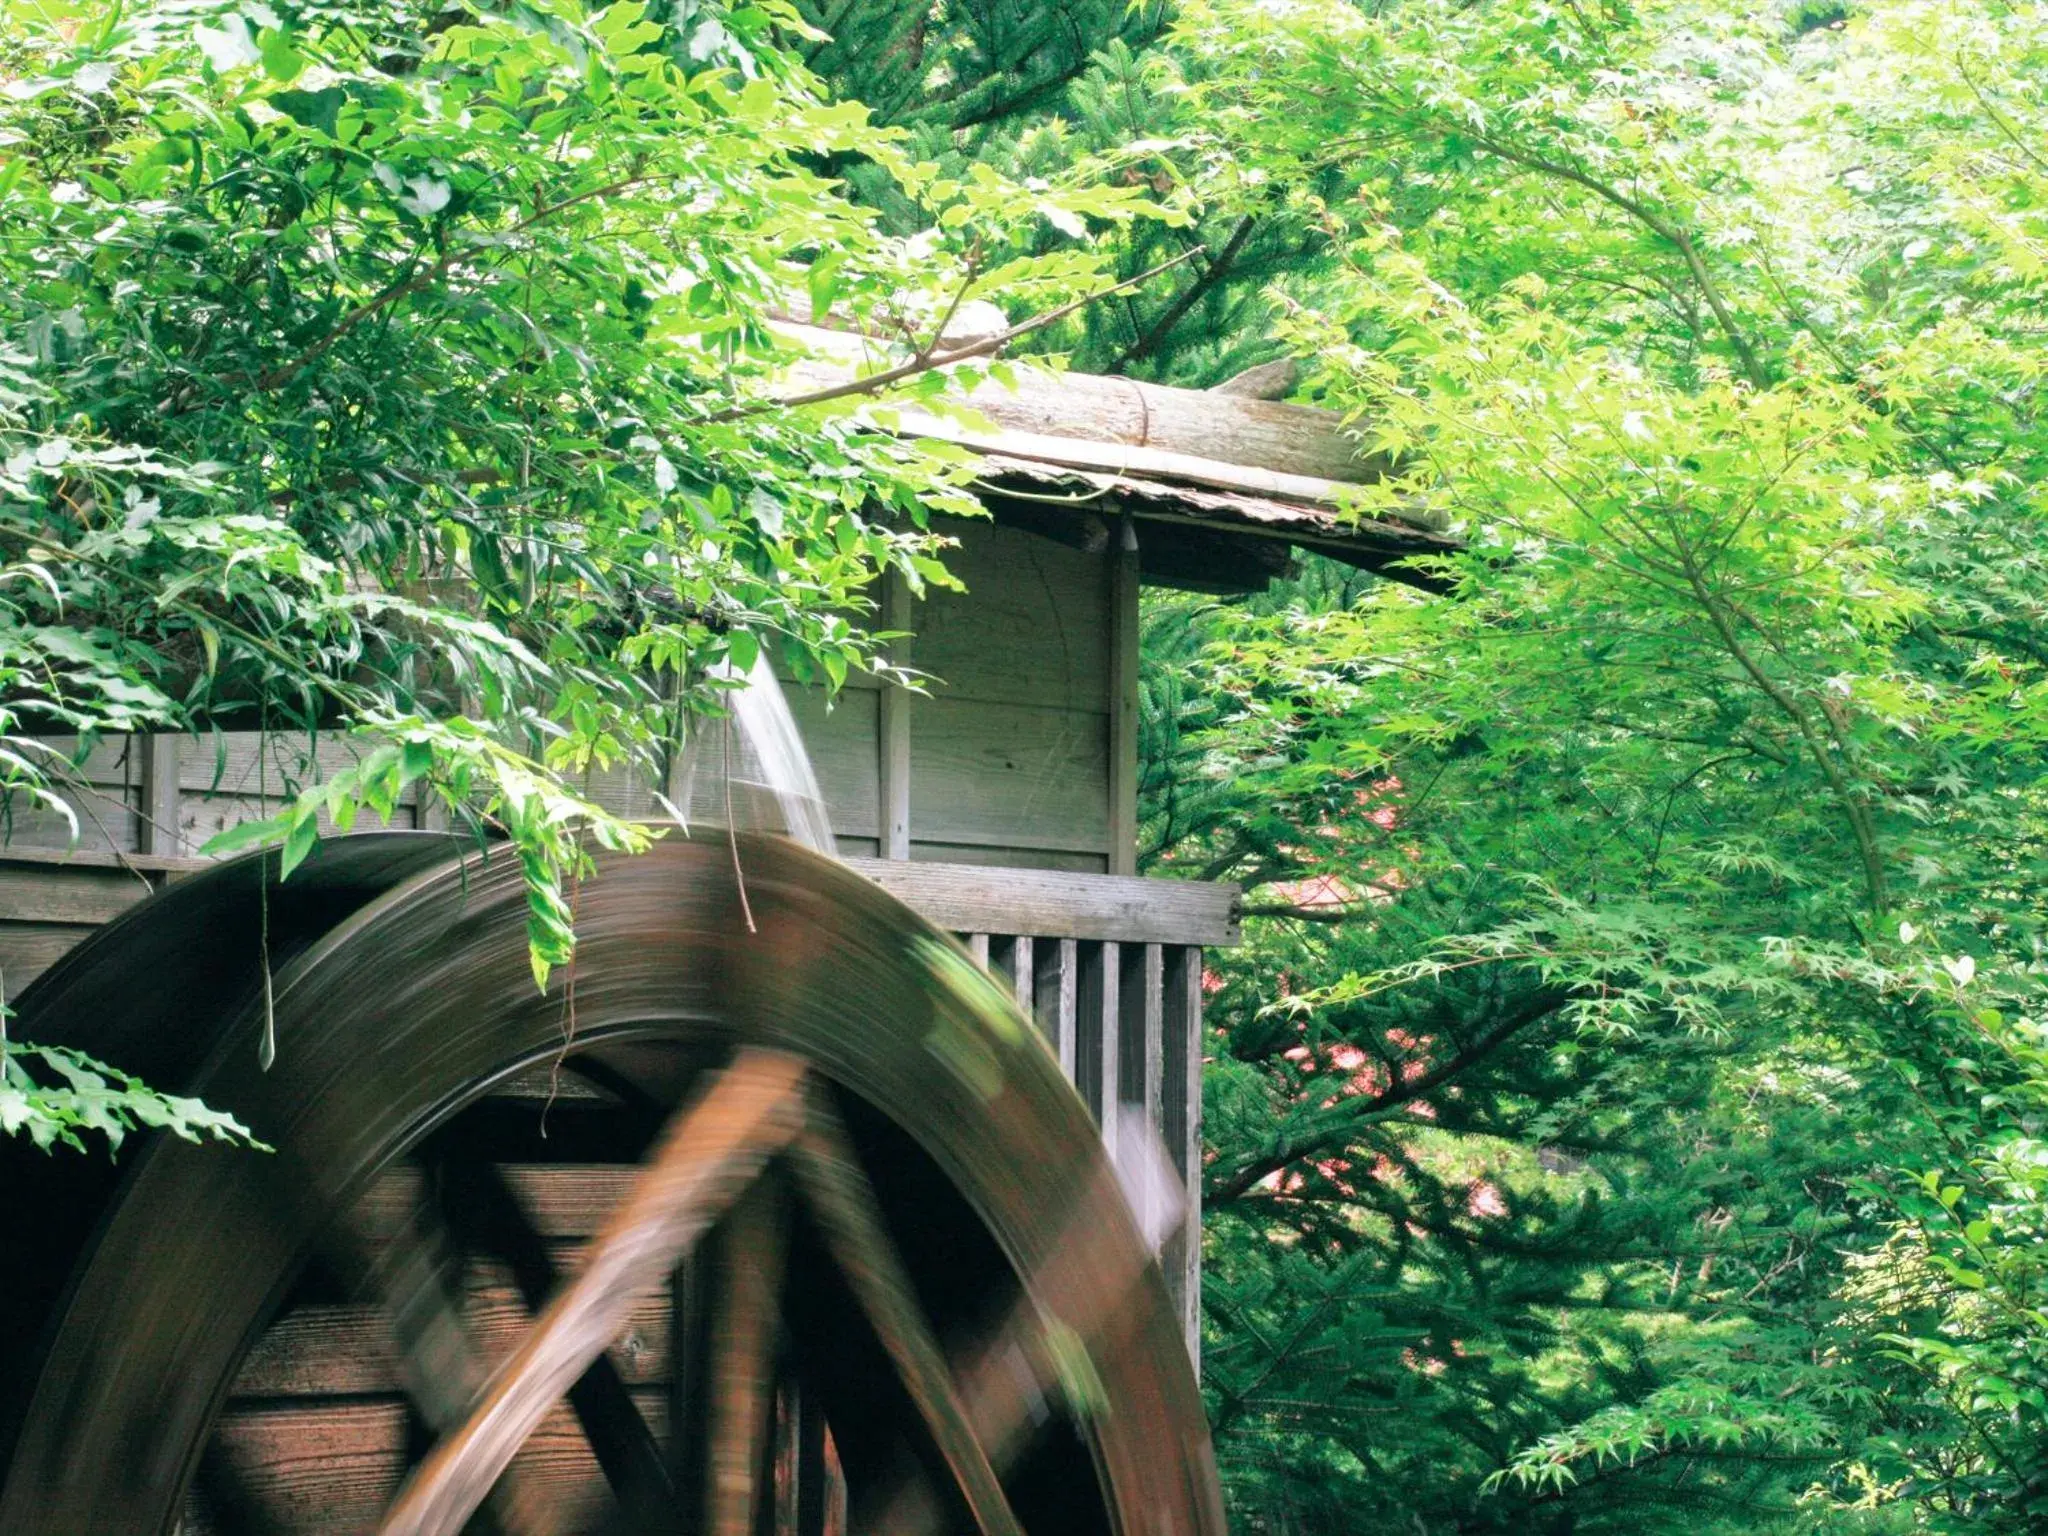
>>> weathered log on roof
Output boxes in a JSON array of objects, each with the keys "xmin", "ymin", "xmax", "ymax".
[{"xmin": 773, "ymin": 321, "xmax": 1458, "ymax": 591}]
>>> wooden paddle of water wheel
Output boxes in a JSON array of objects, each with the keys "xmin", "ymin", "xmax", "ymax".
[{"xmin": 0, "ymin": 831, "xmax": 1223, "ymax": 1535}]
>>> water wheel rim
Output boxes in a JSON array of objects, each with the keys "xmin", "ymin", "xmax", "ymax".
[{"xmin": 0, "ymin": 833, "xmax": 1220, "ymax": 1536}]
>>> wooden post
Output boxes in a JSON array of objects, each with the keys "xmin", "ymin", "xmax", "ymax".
[
  {"xmin": 878, "ymin": 570, "xmax": 912, "ymax": 861},
  {"xmin": 1107, "ymin": 518, "xmax": 1141, "ymax": 877},
  {"xmin": 136, "ymin": 733, "xmax": 182, "ymax": 856},
  {"xmin": 1161, "ymin": 946, "xmax": 1204, "ymax": 1366}
]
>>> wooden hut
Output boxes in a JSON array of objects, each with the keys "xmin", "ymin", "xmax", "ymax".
[{"xmin": 0, "ymin": 349, "xmax": 1450, "ymax": 1349}]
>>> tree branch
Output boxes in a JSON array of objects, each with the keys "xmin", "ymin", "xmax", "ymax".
[
  {"xmin": 717, "ymin": 245, "xmax": 1204, "ymax": 421},
  {"xmin": 1115, "ymin": 215, "xmax": 1258, "ymax": 371},
  {"xmin": 1474, "ymin": 136, "xmax": 1768, "ymax": 389},
  {"xmin": 1207, "ymin": 987, "xmax": 1569, "ymax": 1205}
]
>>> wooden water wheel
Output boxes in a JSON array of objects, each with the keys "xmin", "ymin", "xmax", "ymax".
[{"xmin": 0, "ymin": 833, "xmax": 1221, "ymax": 1535}]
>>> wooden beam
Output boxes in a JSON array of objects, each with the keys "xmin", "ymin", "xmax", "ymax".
[
  {"xmin": 877, "ymin": 570, "xmax": 912, "ymax": 860},
  {"xmin": 773, "ymin": 324, "xmax": 1391, "ymax": 490},
  {"xmin": 840, "ymin": 859, "xmax": 1239, "ymax": 947},
  {"xmin": 1131, "ymin": 521, "xmax": 1295, "ymax": 596},
  {"xmin": 1108, "ymin": 518, "xmax": 1141, "ymax": 878}
]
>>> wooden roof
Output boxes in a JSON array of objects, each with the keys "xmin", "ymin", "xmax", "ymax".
[{"xmin": 776, "ymin": 323, "xmax": 1457, "ymax": 595}]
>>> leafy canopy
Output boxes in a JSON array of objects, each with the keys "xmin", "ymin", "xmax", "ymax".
[
  {"xmin": 0, "ymin": 0, "xmax": 1168, "ymax": 1142},
  {"xmin": 1099, "ymin": 1, "xmax": 2048, "ymax": 1530}
]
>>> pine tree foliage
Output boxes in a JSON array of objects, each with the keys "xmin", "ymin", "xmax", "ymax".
[{"xmin": 802, "ymin": 1, "xmax": 1334, "ymax": 384}]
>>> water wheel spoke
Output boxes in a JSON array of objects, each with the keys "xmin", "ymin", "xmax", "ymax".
[
  {"xmin": 377, "ymin": 1048, "xmax": 810, "ymax": 1536},
  {"xmin": 791, "ymin": 1384, "xmax": 833, "ymax": 1536},
  {"xmin": 435, "ymin": 1151, "xmax": 678, "ymax": 1524},
  {"xmin": 705, "ymin": 1176, "xmax": 791, "ymax": 1536},
  {"xmin": 788, "ymin": 1094, "xmax": 1026, "ymax": 1536},
  {"xmin": 320, "ymin": 1164, "xmax": 557, "ymax": 1536}
]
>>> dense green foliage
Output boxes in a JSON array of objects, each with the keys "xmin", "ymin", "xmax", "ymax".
[
  {"xmin": 11, "ymin": 0, "xmax": 2048, "ymax": 1531},
  {"xmin": 1108, "ymin": 2, "xmax": 2048, "ymax": 1530},
  {"xmin": 0, "ymin": 0, "xmax": 1165, "ymax": 1139}
]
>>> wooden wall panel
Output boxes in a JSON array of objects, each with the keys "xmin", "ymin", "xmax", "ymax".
[
  {"xmin": 0, "ymin": 920, "xmax": 105, "ymax": 1000},
  {"xmin": 912, "ymin": 520, "xmax": 1108, "ymax": 712},
  {"xmin": 908, "ymin": 698, "xmax": 1108, "ymax": 857},
  {"xmin": 0, "ymin": 734, "xmax": 142, "ymax": 853},
  {"xmin": 907, "ymin": 841, "xmax": 1106, "ymax": 874},
  {"xmin": 781, "ymin": 686, "xmax": 880, "ymax": 838},
  {"xmin": 175, "ymin": 732, "xmax": 389, "ymax": 796},
  {"xmin": 199, "ymin": 1394, "xmax": 646, "ymax": 1535}
]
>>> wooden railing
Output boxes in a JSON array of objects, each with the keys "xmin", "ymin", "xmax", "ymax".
[{"xmin": 845, "ymin": 859, "xmax": 1239, "ymax": 1358}]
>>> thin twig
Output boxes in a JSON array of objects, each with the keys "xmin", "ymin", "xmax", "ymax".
[{"xmin": 715, "ymin": 247, "xmax": 1205, "ymax": 422}]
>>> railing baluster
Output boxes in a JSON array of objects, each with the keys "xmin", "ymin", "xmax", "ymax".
[
  {"xmin": 1033, "ymin": 939, "xmax": 1078, "ymax": 1078},
  {"xmin": 1114, "ymin": 943, "xmax": 1166, "ymax": 1139},
  {"xmin": 1006, "ymin": 936, "xmax": 1033, "ymax": 1014},
  {"xmin": 1160, "ymin": 945, "xmax": 1204, "ymax": 1365},
  {"xmin": 1073, "ymin": 942, "xmax": 1119, "ymax": 1152}
]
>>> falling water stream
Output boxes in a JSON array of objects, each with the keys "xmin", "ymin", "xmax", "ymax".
[{"xmin": 669, "ymin": 656, "xmax": 837, "ymax": 859}]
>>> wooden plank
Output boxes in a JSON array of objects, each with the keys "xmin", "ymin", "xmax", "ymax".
[
  {"xmin": 229, "ymin": 1286, "xmax": 671, "ymax": 1398},
  {"xmin": 1107, "ymin": 520, "xmax": 1140, "ymax": 877},
  {"xmin": 0, "ymin": 922, "xmax": 101, "ymax": 1000},
  {"xmin": 907, "ymin": 842, "xmax": 1106, "ymax": 874},
  {"xmin": 176, "ymin": 792, "xmax": 416, "ymax": 851},
  {"xmin": 841, "ymin": 858, "xmax": 1239, "ymax": 947},
  {"xmin": 1010, "ymin": 935, "xmax": 1033, "ymax": 1014},
  {"xmin": 20, "ymin": 733, "xmax": 138, "ymax": 787},
  {"xmin": 490, "ymin": 1063, "xmax": 616, "ymax": 1104},
  {"xmin": 907, "ymin": 696, "xmax": 1108, "ymax": 856},
  {"xmin": 0, "ymin": 782, "xmax": 139, "ymax": 854},
  {"xmin": 911, "ymin": 521, "xmax": 1108, "ymax": 711},
  {"xmin": 138, "ymin": 733, "xmax": 183, "ymax": 855},
  {"xmin": 0, "ymin": 844, "xmax": 202, "ymax": 877},
  {"xmin": 359, "ymin": 1166, "xmax": 640, "ymax": 1243},
  {"xmin": 204, "ymin": 1394, "xmax": 662, "ymax": 1535},
  {"xmin": 964, "ymin": 932, "xmax": 990, "ymax": 968},
  {"xmin": 0, "ymin": 863, "xmax": 154, "ymax": 926},
  {"xmin": 878, "ymin": 569, "xmax": 912, "ymax": 859},
  {"xmin": 174, "ymin": 730, "xmax": 384, "ymax": 794}
]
